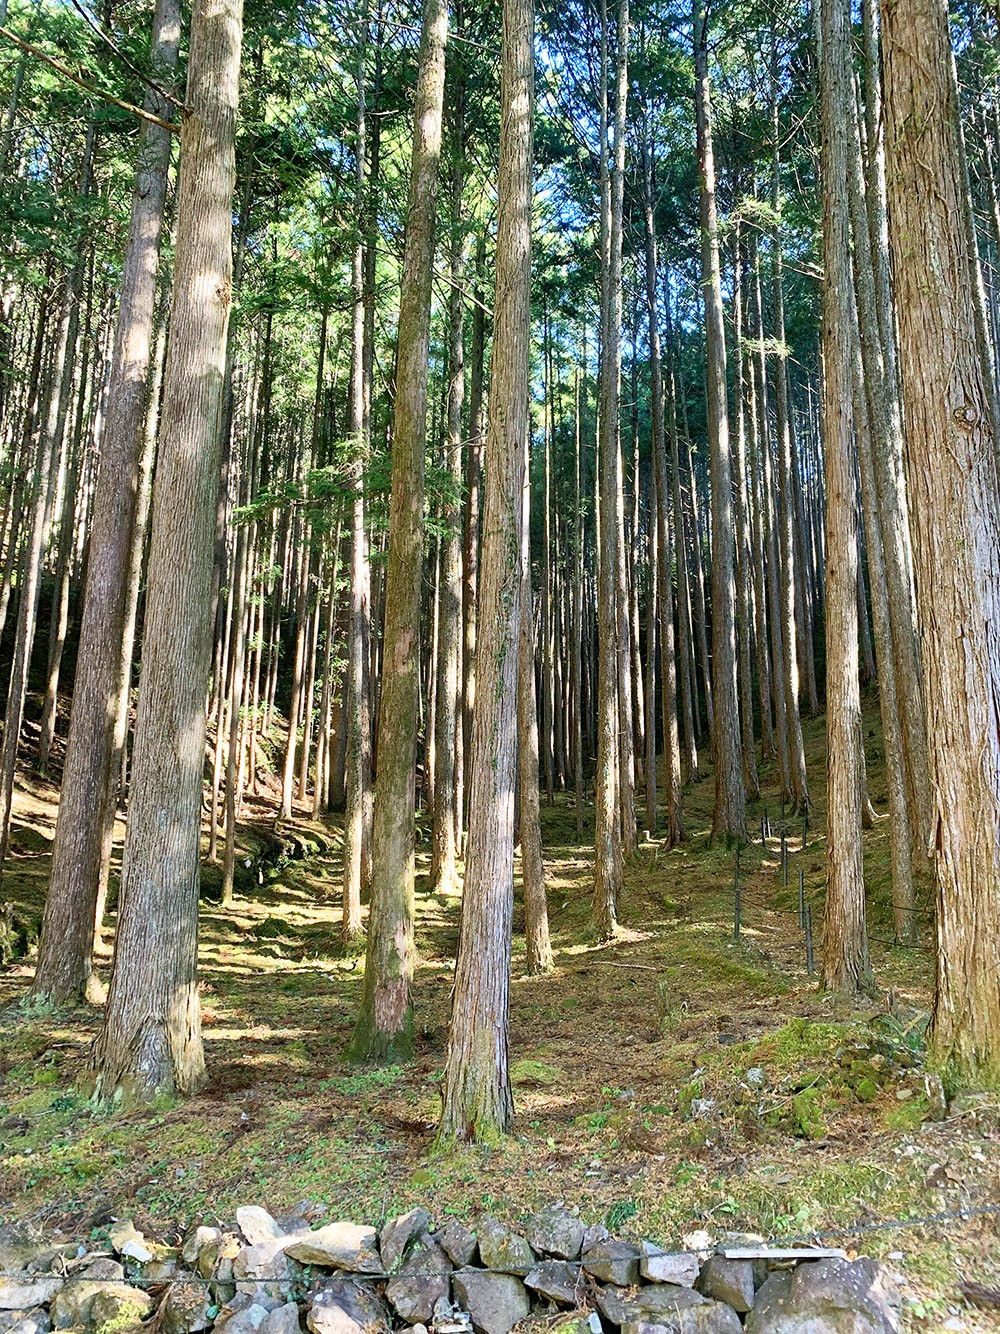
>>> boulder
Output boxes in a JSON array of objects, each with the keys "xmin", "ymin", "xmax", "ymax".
[
  {"xmin": 77, "ymin": 1261, "xmax": 124, "ymax": 1283},
  {"xmin": 639, "ymin": 1245, "xmax": 700, "ymax": 1288},
  {"xmin": 451, "ymin": 1270, "xmax": 530, "ymax": 1334},
  {"xmin": 696, "ymin": 1259, "xmax": 754, "ymax": 1314},
  {"xmin": 0, "ymin": 1230, "xmax": 58, "ymax": 1276},
  {"xmin": 238, "ymin": 1209, "xmax": 286, "ymax": 1247},
  {"xmin": 580, "ymin": 1225, "xmax": 609, "ymax": 1256},
  {"xmin": 233, "ymin": 1237, "xmax": 294, "ymax": 1284},
  {"xmin": 379, "ymin": 1211, "xmax": 432, "ymax": 1273},
  {"xmin": 621, "ymin": 1302, "xmax": 742, "ymax": 1334},
  {"xmin": 475, "ymin": 1219, "xmax": 534, "ymax": 1277},
  {"xmin": 385, "ymin": 1239, "xmax": 451, "ymax": 1323},
  {"xmin": 158, "ymin": 1279, "xmax": 215, "ymax": 1334},
  {"xmin": 215, "ymin": 1296, "xmax": 274, "ymax": 1334},
  {"xmin": 307, "ymin": 1280, "xmax": 391, "ymax": 1334},
  {"xmin": 0, "ymin": 1311, "xmax": 51, "ymax": 1334},
  {"xmin": 0, "ymin": 1280, "xmax": 63, "ymax": 1313},
  {"xmin": 285, "ymin": 1225, "xmax": 380, "ymax": 1274},
  {"xmin": 50, "ymin": 1279, "xmax": 152, "ymax": 1331},
  {"xmin": 745, "ymin": 1260, "xmax": 901, "ymax": 1334},
  {"xmin": 596, "ymin": 1284, "xmax": 704, "ymax": 1327},
  {"xmin": 435, "ymin": 1222, "xmax": 477, "ymax": 1270},
  {"xmin": 581, "ymin": 1239, "xmax": 641, "ymax": 1287},
  {"xmin": 261, "ymin": 1303, "xmax": 303, "ymax": 1334},
  {"xmin": 523, "ymin": 1262, "xmax": 582, "ymax": 1307},
  {"xmin": 524, "ymin": 1209, "xmax": 585, "ymax": 1261}
]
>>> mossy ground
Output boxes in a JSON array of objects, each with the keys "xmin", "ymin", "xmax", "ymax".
[{"xmin": 1, "ymin": 700, "xmax": 998, "ymax": 1331}]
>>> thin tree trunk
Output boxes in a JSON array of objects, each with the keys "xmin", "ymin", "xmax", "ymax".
[
  {"xmin": 349, "ymin": 0, "xmax": 447, "ymax": 1061},
  {"xmin": 519, "ymin": 428, "xmax": 552, "ymax": 975},
  {"xmin": 819, "ymin": 0, "xmax": 873, "ymax": 997},
  {"xmin": 694, "ymin": 0, "xmax": 745, "ymax": 843}
]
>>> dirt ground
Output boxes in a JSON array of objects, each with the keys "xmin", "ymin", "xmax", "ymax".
[{"xmin": 2, "ymin": 706, "xmax": 999, "ymax": 1332}]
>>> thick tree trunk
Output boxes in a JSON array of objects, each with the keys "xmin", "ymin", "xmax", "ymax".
[
  {"xmin": 438, "ymin": 0, "xmax": 532, "ymax": 1140},
  {"xmin": 349, "ymin": 0, "xmax": 447, "ymax": 1061},
  {"xmin": 89, "ymin": 0, "xmax": 244, "ymax": 1098},
  {"xmin": 882, "ymin": 0, "xmax": 1000, "ymax": 1084}
]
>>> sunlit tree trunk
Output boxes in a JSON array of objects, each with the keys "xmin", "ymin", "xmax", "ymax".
[
  {"xmin": 882, "ymin": 0, "xmax": 1000, "ymax": 1083},
  {"xmin": 819, "ymin": 0, "xmax": 873, "ymax": 997},
  {"xmin": 89, "ymin": 0, "xmax": 244, "ymax": 1096},
  {"xmin": 349, "ymin": 0, "xmax": 447, "ymax": 1061},
  {"xmin": 693, "ymin": 0, "xmax": 745, "ymax": 843},
  {"xmin": 519, "ymin": 429, "xmax": 552, "ymax": 975},
  {"xmin": 438, "ymin": 0, "xmax": 532, "ymax": 1139}
]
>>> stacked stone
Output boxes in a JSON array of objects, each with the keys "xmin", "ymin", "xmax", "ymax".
[{"xmin": 0, "ymin": 1204, "xmax": 902, "ymax": 1334}]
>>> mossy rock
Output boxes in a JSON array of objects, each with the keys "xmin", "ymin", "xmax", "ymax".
[
  {"xmin": 791, "ymin": 1088, "xmax": 827, "ymax": 1139},
  {"xmin": 510, "ymin": 1058, "xmax": 563, "ymax": 1087}
]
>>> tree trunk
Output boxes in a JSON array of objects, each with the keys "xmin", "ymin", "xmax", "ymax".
[
  {"xmin": 592, "ymin": 0, "xmax": 628, "ymax": 938},
  {"xmin": 693, "ymin": 0, "xmax": 745, "ymax": 843},
  {"xmin": 438, "ymin": 0, "xmax": 532, "ymax": 1140},
  {"xmin": 519, "ymin": 428, "xmax": 552, "ymax": 975},
  {"xmin": 818, "ymin": 0, "xmax": 873, "ymax": 997},
  {"xmin": 349, "ymin": 0, "xmax": 447, "ymax": 1062},
  {"xmin": 882, "ymin": 0, "xmax": 1000, "ymax": 1084},
  {"xmin": 88, "ymin": 0, "xmax": 244, "ymax": 1097}
]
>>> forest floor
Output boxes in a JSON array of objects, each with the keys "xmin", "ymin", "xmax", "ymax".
[{"xmin": 2, "ymin": 704, "xmax": 1000, "ymax": 1332}]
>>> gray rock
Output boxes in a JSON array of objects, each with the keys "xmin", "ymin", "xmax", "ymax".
[
  {"xmin": 379, "ymin": 1211, "xmax": 433, "ymax": 1273},
  {"xmin": 639, "ymin": 1245, "xmax": 700, "ymax": 1288},
  {"xmin": 233, "ymin": 1237, "xmax": 294, "ymax": 1283},
  {"xmin": 215, "ymin": 1295, "xmax": 273, "ymax": 1334},
  {"xmin": 237, "ymin": 1209, "xmax": 286, "ymax": 1248},
  {"xmin": 524, "ymin": 1208, "xmax": 585, "ymax": 1261},
  {"xmin": 307, "ymin": 1280, "xmax": 391, "ymax": 1334},
  {"xmin": 596, "ymin": 1285, "xmax": 704, "ymax": 1327},
  {"xmin": 385, "ymin": 1240, "xmax": 451, "ymax": 1323},
  {"xmin": 582, "ymin": 1239, "xmax": 641, "ymax": 1287},
  {"xmin": 696, "ymin": 1258, "xmax": 754, "ymax": 1314},
  {"xmin": 286, "ymin": 1224, "xmax": 381, "ymax": 1274},
  {"xmin": 745, "ymin": 1260, "xmax": 901, "ymax": 1334},
  {"xmin": 0, "ymin": 1280, "xmax": 63, "ymax": 1312},
  {"xmin": 0, "ymin": 1229, "xmax": 51, "ymax": 1275},
  {"xmin": 436, "ymin": 1222, "xmax": 477, "ymax": 1269},
  {"xmin": 580, "ymin": 1225, "xmax": 609, "ymax": 1255},
  {"xmin": 451, "ymin": 1270, "xmax": 530, "ymax": 1334},
  {"xmin": 261, "ymin": 1302, "xmax": 303, "ymax": 1334},
  {"xmin": 146, "ymin": 1257, "xmax": 182, "ymax": 1284},
  {"xmin": 158, "ymin": 1280, "xmax": 215, "ymax": 1334},
  {"xmin": 621, "ymin": 1301, "xmax": 742, "ymax": 1334},
  {"xmin": 77, "ymin": 1260, "xmax": 124, "ymax": 1283},
  {"xmin": 523, "ymin": 1262, "xmax": 582, "ymax": 1307},
  {"xmin": 637, "ymin": 1288, "xmax": 706, "ymax": 1320},
  {"xmin": 0, "ymin": 1311, "xmax": 51, "ymax": 1334},
  {"xmin": 50, "ymin": 1279, "xmax": 152, "ymax": 1331},
  {"xmin": 475, "ymin": 1218, "xmax": 534, "ymax": 1278}
]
